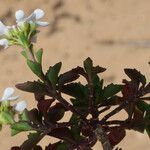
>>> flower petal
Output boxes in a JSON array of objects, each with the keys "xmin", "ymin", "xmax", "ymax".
[
  {"xmin": 0, "ymin": 39, "xmax": 9, "ymax": 49},
  {"xmin": 14, "ymin": 101, "xmax": 27, "ymax": 112},
  {"xmin": 1, "ymin": 87, "xmax": 15, "ymax": 101},
  {"xmin": 7, "ymin": 96, "xmax": 19, "ymax": 101},
  {"xmin": 36, "ymin": 21, "xmax": 49, "ymax": 27},
  {"xmin": 26, "ymin": 13, "xmax": 36, "ymax": 22},
  {"xmin": 34, "ymin": 9, "xmax": 44, "ymax": 20},
  {"xmin": 0, "ymin": 21, "xmax": 7, "ymax": 35},
  {"xmin": 15, "ymin": 10, "xmax": 25, "ymax": 22}
]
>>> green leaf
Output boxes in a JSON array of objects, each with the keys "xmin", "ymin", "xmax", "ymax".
[
  {"xmin": 84, "ymin": 57, "xmax": 93, "ymax": 75},
  {"xmin": 71, "ymin": 126, "xmax": 81, "ymax": 141},
  {"xmin": 35, "ymin": 49, "xmax": 43, "ymax": 64},
  {"xmin": 137, "ymin": 101, "xmax": 149, "ymax": 113},
  {"xmin": 20, "ymin": 132, "xmax": 42, "ymax": 150},
  {"xmin": 16, "ymin": 81, "xmax": 47, "ymax": 94},
  {"xmin": 137, "ymin": 102, "xmax": 150, "ymax": 137},
  {"xmin": 145, "ymin": 110, "xmax": 150, "ymax": 137},
  {"xmin": 103, "ymin": 83, "xmax": 122, "ymax": 98},
  {"xmin": 19, "ymin": 109, "xmax": 29, "ymax": 121},
  {"xmin": 46, "ymin": 62, "xmax": 62, "ymax": 87},
  {"xmin": 27, "ymin": 60, "xmax": 42, "ymax": 77},
  {"xmin": 11, "ymin": 121, "xmax": 32, "ymax": 132},
  {"xmin": 0, "ymin": 111, "xmax": 14, "ymax": 124},
  {"xmin": 21, "ymin": 50, "xmax": 27, "ymax": 59},
  {"xmin": 145, "ymin": 126, "xmax": 150, "ymax": 138},
  {"xmin": 70, "ymin": 114, "xmax": 80, "ymax": 125},
  {"xmin": 57, "ymin": 141, "xmax": 70, "ymax": 150},
  {"xmin": 28, "ymin": 132, "xmax": 40, "ymax": 140},
  {"xmin": 11, "ymin": 128, "xmax": 21, "ymax": 136},
  {"xmin": 61, "ymin": 83, "xmax": 88, "ymax": 100}
]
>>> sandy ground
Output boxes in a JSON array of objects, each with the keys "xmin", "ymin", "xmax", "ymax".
[{"xmin": 0, "ymin": 0, "xmax": 150, "ymax": 149}]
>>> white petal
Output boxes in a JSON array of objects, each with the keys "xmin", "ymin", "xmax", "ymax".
[
  {"xmin": 36, "ymin": 21, "xmax": 49, "ymax": 27},
  {"xmin": 14, "ymin": 101, "xmax": 27, "ymax": 112},
  {"xmin": 15, "ymin": 10, "xmax": 25, "ymax": 22},
  {"xmin": 7, "ymin": 96, "xmax": 19, "ymax": 101},
  {"xmin": 1, "ymin": 87, "xmax": 15, "ymax": 101},
  {"xmin": 34, "ymin": 9, "xmax": 44, "ymax": 20},
  {"xmin": 0, "ymin": 39, "xmax": 9, "ymax": 49},
  {"xmin": 0, "ymin": 21, "xmax": 7, "ymax": 35},
  {"xmin": 17, "ymin": 21, "xmax": 25, "ymax": 27},
  {"xmin": 26, "ymin": 13, "xmax": 36, "ymax": 22}
]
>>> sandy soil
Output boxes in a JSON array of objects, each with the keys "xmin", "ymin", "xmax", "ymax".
[{"xmin": 0, "ymin": 0, "xmax": 150, "ymax": 149}]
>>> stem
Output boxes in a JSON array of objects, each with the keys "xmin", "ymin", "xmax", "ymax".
[
  {"xmin": 100, "ymin": 101, "xmax": 127, "ymax": 124},
  {"xmin": 87, "ymin": 75, "xmax": 96, "ymax": 118},
  {"xmin": 27, "ymin": 45, "xmax": 36, "ymax": 62},
  {"xmin": 53, "ymin": 91, "xmax": 90, "ymax": 126},
  {"xmin": 95, "ymin": 125, "xmax": 112, "ymax": 150},
  {"xmin": 98, "ymin": 106, "xmax": 111, "ymax": 114}
]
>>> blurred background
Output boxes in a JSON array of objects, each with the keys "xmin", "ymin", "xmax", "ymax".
[{"xmin": 0, "ymin": 0, "xmax": 149, "ymax": 149}]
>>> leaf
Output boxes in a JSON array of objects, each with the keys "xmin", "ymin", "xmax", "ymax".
[
  {"xmin": 58, "ymin": 68, "xmax": 80, "ymax": 86},
  {"xmin": 103, "ymin": 84, "xmax": 122, "ymax": 98},
  {"xmin": 28, "ymin": 109, "xmax": 42, "ymax": 125},
  {"xmin": 57, "ymin": 141, "xmax": 70, "ymax": 150},
  {"xmin": 46, "ymin": 62, "xmax": 62, "ymax": 87},
  {"xmin": 45, "ymin": 142, "xmax": 61, "ymax": 150},
  {"xmin": 70, "ymin": 114, "xmax": 79, "ymax": 124},
  {"xmin": 60, "ymin": 83, "xmax": 88, "ymax": 99},
  {"xmin": 0, "ymin": 111, "xmax": 14, "ymax": 124},
  {"xmin": 11, "ymin": 129, "xmax": 21, "ymax": 136},
  {"xmin": 144, "ymin": 107, "xmax": 150, "ymax": 137},
  {"xmin": 84, "ymin": 57, "xmax": 93, "ymax": 75},
  {"xmin": 70, "ymin": 98, "xmax": 87, "ymax": 107},
  {"xmin": 71, "ymin": 126, "xmax": 81, "ymax": 141},
  {"xmin": 108, "ymin": 128, "xmax": 126, "ymax": 146},
  {"xmin": 47, "ymin": 103, "xmax": 65, "ymax": 122},
  {"xmin": 28, "ymin": 132, "xmax": 41, "ymax": 140},
  {"xmin": 19, "ymin": 109, "xmax": 29, "ymax": 121},
  {"xmin": 122, "ymin": 80, "xmax": 138, "ymax": 99},
  {"xmin": 16, "ymin": 81, "xmax": 47, "ymax": 94},
  {"xmin": 81, "ymin": 125, "xmax": 91, "ymax": 137},
  {"xmin": 124, "ymin": 68, "xmax": 146, "ymax": 85},
  {"xmin": 136, "ymin": 101, "xmax": 149, "ymax": 113},
  {"xmin": 35, "ymin": 49, "xmax": 43, "ymax": 64},
  {"xmin": 11, "ymin": 121, "xmax": 32, "ymax": 132},
  {"xmin": 20, "ymin": 132, "xmax": 43, "ymax": 150},
  {"xmin": 11, "ymin": 147, "xmax": 20, "ymax": 150},
  {"xmin": 49, "ymin": 127, "xmax": 75, "ymax": 143},
  {"xmin": 132, "ymin": 107, "xmax": 145, "ymax": 133},
  {"xmin": 37, "ymin": 100, "xmax": 53, "ymax": 114},
  {"xmin": 145, "ymin": 126, "xmax": 150, "ymax": 138},
  {"xmin": 33, "ymin": 145, "xmax": 42, "ymax": 150},
  {"xmin": 93, "ymin": 65, "xmax": 106, "ymax": 74},
  {"xmin": 142, "ymin": 83, "xmax": 150, "ymax": 95},
  {"xmin": 27, "ymin": 59, "xmax": 42, "ymax": 77},
  {"xmin": 21, "ymin": 51, "xmax": 27, "ymax": 59}
]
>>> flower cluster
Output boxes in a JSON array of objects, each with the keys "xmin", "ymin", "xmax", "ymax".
[
  {"xmin": 0, "ymin": 9, "xmax": 49, "ymax": 49},
  {"xmin": 0, "ymin": 87, "xmax": 27, "ymax": 125},
  {"xmin": 0, "ymin": 87, "xmax": 27, "ymax": 112}
]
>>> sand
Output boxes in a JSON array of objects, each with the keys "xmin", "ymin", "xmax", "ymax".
[{"xmin": 0, "ymin": 0, "xmax": 149, "ymax": 149}]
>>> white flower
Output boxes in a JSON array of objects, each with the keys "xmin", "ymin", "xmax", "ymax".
[
  {"xmin": 0, "ymin": 21, "xmax": 11, "ymax": 36},
  {"xmin": 14, "ymin": 100, "xmax": 27, "ymax": 112},
  {"xmin": 0, "ymin": 21, "xmax": 13, "ymax": 49},
  {"xmin": 0, "ymin": 38, "xmax": 9, "ymax": 49},
  {"xmin": 0, "ymin": 87, "xmax": 19, "ymax": 101},
  {"xmin": 15, "ymin": 9, "xmax": 49, "ymax": 27}
]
